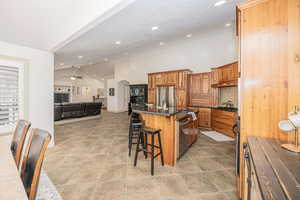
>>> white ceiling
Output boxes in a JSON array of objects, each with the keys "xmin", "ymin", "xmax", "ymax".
[
  {"xmin": 0, "ymin": 0, "xmax": 133, "ymax": 51},
  {"xmin": 54, "ymin": 0, "xmax": 244, "ymax": 71}
]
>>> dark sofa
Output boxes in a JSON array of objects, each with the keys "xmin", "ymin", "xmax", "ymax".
[{"xmin": 54, "ymin": 102, "xmax": 102, "ymax": 121}]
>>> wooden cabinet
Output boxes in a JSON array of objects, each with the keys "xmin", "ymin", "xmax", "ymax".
[
  {"xmin": 147, "ymin": 69, "xmax": 192, "ymax": 107},
  {"xmin": 148, "ymin": 74, "xmax": 156, "ymax": 89},
  {"xmin": 211, "ymin": 109, "xmax": 236, "ymax": 138},
  {"xmin": 198, "ymin": 108, "xmax": 211, "ymax": 128},
  {"xmin": 188, "ymin": 72, "xmax": 218, "ymax": 107},
  {"xmin": 211, "ymin": 62, "xmax": 238, "ymax": 87},
  {"xmin": 187, "ymin": 107, "xmax": 211, "ymax": 129},
  {"xmin": 237, "ymin": 0, "xmax": 300, "ymax": 198},
  {"xmin": 148, "ymin": 89, "xmax": 155, "ymax": 103}
]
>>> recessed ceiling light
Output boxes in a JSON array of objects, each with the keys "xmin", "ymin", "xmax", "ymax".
[
  {"xmin": 225, "ymin": 23, "xmax": 232, "ymax": 27},
  {"xmin": 104, "ymin": 58, "xmax": 108, "ymax": 62},
  {"xmin": 186, "ymin": 34, "xmax": 192, "ymax": 38},
  {"xmin": 70, "ymin": 76, "xmax": 76, "ymax": 80},
  {"xmin": 151, "ymin": 26, "xmax": 159, "ymax": 31},
  {"xmin": 159, "ymin": 42, "xmax": 164, "ymax": 46},
  {"xmin": 59, "ymin": 63, "xmax": 64, "ymax": 66},
  {"xmin": 214, "ymin": 0, "xmax": 226, "ymax": 7},
  {"xmin": 78, "ymin": 55, "xmax": 83, "ymax": 59},
  {"xmin": 115, "ymin": 41, "xmax": 121, "ymax": 45}
]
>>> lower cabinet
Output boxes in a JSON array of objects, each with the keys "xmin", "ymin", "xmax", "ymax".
[
  {"xmin": 211, "ymin": 109, "xmax": 236, "ymax": 138},
  {"xmin": 188, "ymin": 107, "xmax": 211, "ymax": 129},
  {"xmin": 198, "ymin": 108, "xmax": 211, "ymax": 128}
]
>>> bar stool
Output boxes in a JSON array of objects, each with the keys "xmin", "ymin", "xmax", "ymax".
[
  {"xmin": 134, "ymin": 127, "xmax": 164, "ymax": 176},
  {"xmin": 128, "ymin": 113, "xmax": 144, "ymax": 157}
]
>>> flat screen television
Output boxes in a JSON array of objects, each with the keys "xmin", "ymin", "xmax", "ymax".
[{"xmin": 54, "ymin": 93, "xmax": 70, "ymax": 103}]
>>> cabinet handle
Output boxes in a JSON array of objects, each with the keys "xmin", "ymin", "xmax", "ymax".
[{"xmin": 296, "ymin": 54, "xmax": 300, "ymax": 63}]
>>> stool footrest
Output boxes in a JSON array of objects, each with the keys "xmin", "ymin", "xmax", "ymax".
[
  {"xmin": 154, "ymin": 152, "xmax": 161, "ymax": 159},
  {"xmin": 146, "ymin": 144, "xmax": 161, "ymax": 149}
]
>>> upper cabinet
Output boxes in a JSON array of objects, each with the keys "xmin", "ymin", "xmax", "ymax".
[
  {"xmin": 211, "ymin": 62, "xmax": 239, "ymax": 87},
  {"xmin": 188, "ymin": 73, "xmax": 212, "ymax": 106}
]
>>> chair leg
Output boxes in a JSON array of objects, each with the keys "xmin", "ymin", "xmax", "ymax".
[
  {"xmin": 128, "ymin": 127, "xmax": 133, "ymax": 157},
  {"xmin": 134, "ymin": 132, "xmax": 142, "ymax": 167},
  {"xmin": 157, "ymin": 132, "xmax": 164, "ymax": 166},
  {"xmin": 144, "ymin": 132, "xmax": 148, "ymax": 159},
  {"xmin": 140, "ymin": 130, "xmax": 147, "ymax": 157},
  {"xmin": 151, "ymin": 134, "xmax": 155, "ymax": 176}
]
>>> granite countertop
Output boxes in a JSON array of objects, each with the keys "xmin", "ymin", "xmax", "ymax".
[
  {"xmin": 189, "ymin": 105, "xmax": 238, "ymax": 112},
  {"xmin": 132, "ymin": 104, "xmax": 188, "ymax": 116},
  {"xmin": 214, "ymin": 107, "xmax": 238, "ymax": 112}
]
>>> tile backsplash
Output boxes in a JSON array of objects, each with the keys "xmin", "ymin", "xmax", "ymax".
[{"xmin": 219, "ymin": 86, "xmax": 238, "ymax": 107}]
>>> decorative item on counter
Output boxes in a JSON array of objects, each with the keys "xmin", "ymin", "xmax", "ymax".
[
  {"xmin": 222, "ymin": 100, "xmax": 234, "ymax": 108},
  {"xmin": 278, "ymin": 106, "xmax": 300, "ymax": 153},
  {"xmin": 187, "ymin": 112, "xmax": 197, "ymax": 121}
]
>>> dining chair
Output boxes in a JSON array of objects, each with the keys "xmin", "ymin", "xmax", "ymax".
[
  {"xmin": 20, "ymin": 128, "xmax": 51, "ymax": 200},
  {"xmin": 10, "ymin": 120, "xmax": 31, "ymax": 169}
]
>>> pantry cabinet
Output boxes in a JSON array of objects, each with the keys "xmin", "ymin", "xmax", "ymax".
[{"xmin": 237, "ymin": 0, "xmax": 300, "ymax": 198}]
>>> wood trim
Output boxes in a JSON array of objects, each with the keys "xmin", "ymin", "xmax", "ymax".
[
  {"xmin": 14, "ymin": 123, "xmax": 31, "ymax": 169},
  {"xmin": 29, "ymin": 134, "xmax": 50, "ymax": 200},
  {"xmin": 21, "ymin": 129, "xmax": 51, "ymax": 200},
  {"xmin": 210, "ymin": 61, "xmax": 238, "ymax": 70},
  {"xmin": 237, "ymin": 0, "xmax": 270, "ymax": 10},
  {"xmin": 148, "ymin": 69, "xmax": 192, "ymax": 75}
]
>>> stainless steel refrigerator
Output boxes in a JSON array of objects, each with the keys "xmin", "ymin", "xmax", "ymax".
[{"xmin": 156, "ymin": 86, "xmax": 176, "ymax": 108}]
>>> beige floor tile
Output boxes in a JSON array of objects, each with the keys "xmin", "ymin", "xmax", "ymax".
[{"xmin": 45, "ymin": 111, "xmax": 237, "ymax": 200}]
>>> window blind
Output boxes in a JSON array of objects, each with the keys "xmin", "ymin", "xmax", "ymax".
[{"xmin": 0, "ymin": 65, "xmax": 19, "ymax": 126}]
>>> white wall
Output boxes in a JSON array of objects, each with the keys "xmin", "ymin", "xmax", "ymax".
[
  {"xmin": 55, "ymin": 68, "xmax": 105, "ymax": 102},
  {"xmin": 107, "ymin": 79, "xmax": 129, "ymax": 112},
  {"xmin": 113, "ymin": 26, "xmax": 237, "ymax": 84},
  {"xmin": 0, "ymin": 41, "xmax": 54, "ymax": 146}
]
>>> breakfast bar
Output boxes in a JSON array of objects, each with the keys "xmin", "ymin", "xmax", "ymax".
[{"xmin": 132, "ymin": 104, "xmax": 197, "ymax": 166}]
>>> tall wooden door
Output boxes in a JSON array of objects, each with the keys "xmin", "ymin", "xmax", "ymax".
[{"xmin": 237, "ymin": 0, "xmax": 300, "ymax": 198}]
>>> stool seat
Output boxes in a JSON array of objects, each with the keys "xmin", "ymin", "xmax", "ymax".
[{"xmin": 143, "ymin": 127, "xmax": 161, "ymax": 134}]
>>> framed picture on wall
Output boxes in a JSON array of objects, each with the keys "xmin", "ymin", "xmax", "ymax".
[{"xmin": 109, "ymin": 88, "xmax": 115, "ymax": 96}]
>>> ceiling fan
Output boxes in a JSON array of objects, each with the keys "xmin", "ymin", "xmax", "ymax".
[{"xmin": 69, "ymin": 66, "xmax": 83, "ymax": 80}]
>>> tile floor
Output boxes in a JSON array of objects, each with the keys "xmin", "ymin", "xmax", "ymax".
[{"xmin": 44, "ymin": 111, "xmax": 238, "ymax": 200}]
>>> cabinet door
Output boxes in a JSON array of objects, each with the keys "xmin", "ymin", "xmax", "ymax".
[
  {"xmin": 178, "ymin": 71, "xmax": 187, "ymax": 89},
  {"xmin": 189, "ymin": 73, "xmax": 212, "ymax": 106},
  {"xmin": 177, "ymin": 89, "xmax": 187, "ymax": 108},
  {"xmin": 167, "ymin": 72, "xmax": 177, "ymax": 85},
  {"xmin": 155, "ymin": 74, "xmax": 162, "ymax": 85},
  {"xmin": 148, "ymin": 89, "xmax": 155, "ymax": 103},
  {"xmin": 148, "ymin": 75, "xmax": 155, "ymax": 89},
  {"xmin": 211, "ymin": 68, "xmax": 219, "ymax": 84},
  {"xmin": 198, "ymin": 108, "xmax": 211, "ymax": 128}
]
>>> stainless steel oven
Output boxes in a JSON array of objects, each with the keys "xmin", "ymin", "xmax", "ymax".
[{"xmin": 176, "ymin": 114, "xmax": 194, "ymax": 159}]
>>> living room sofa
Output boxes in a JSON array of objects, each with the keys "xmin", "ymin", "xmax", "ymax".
[{"xmin": 54, "ymin": 102, "xmax": 102, "ymax": 121}]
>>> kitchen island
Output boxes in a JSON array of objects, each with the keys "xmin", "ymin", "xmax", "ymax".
[{"xmin": 132, "ymin": 104, "xmax": 197, "ymax": 166}]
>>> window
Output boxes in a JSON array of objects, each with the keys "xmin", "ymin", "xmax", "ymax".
[
  {"xmin": 0, "ymin": 59, "xmax": 26, "ymax": 133},
  {"xmin": 0, "ymin": 65, "xmax": 19, "ymax": 126}
]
